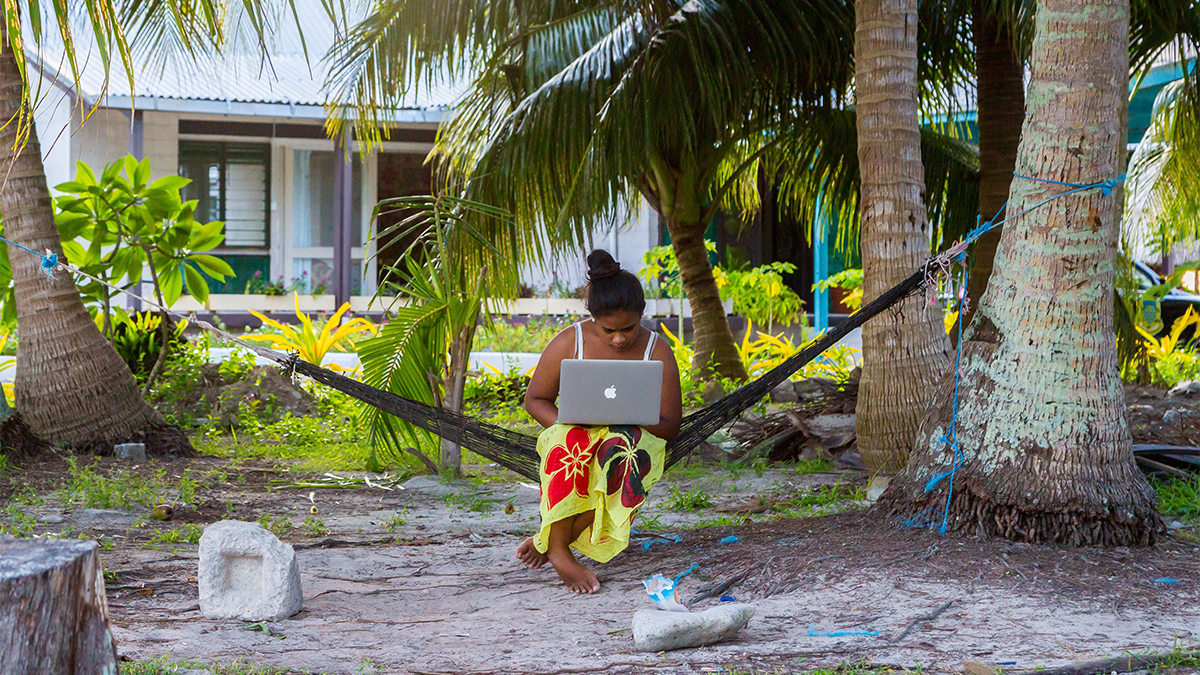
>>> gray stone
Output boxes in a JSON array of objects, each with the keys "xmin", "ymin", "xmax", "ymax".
[
  {"xmin": 114, "ymin": 443, "xmax": 146, "ymax": 461},
  {"xmin": 37, "ymin": 514, "xmax": 65, "ymax": 524},
  {"xmin": 632, "ymin": 604, "xmax": 756, "ymax": 652},
  {"xmin": 198, "ymin": 520, "xmax": 302, "ymax": 621},
  {"xmin": 807, "ymin": 414, "xmax": 856, "ymax": 436},
  {"xmin": 75, "ymin": 509, "xmax": 138, "ymax": 529},
  {"xmin": 769, "ymin": 382, "xmax": 798, "ymax": 404},
  {"xmin": 793, "ymin": 378, "xmax": 823, "ymax": 401},
  {"xmin": 1167, "ymin": 380, "xmax": 1200, "ymax": 397}
]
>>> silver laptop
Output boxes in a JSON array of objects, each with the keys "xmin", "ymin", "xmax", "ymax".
[{"xmin": 557, "ymin": 359, "xmax": 663, "ymax": 426}]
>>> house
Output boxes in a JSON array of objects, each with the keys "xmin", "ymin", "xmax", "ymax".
[{"xmin": 26, "ymin": 4, "xmax": 658, "ymax": 312}]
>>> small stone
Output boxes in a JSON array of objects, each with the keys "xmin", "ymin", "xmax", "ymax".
[
  {"xmin": 198, "ymin": 520, "xmax": 302, "ymax": 621},
  {"xmin": 865, "ymin": 476, "xmax": 890, "ymax": 504},
  {"xmin": 632, "ymin": 604, "xmax": 756, "ymax": 652},
  {"xmin": 769, "ymin": 382, "xmax": 798, "ymax": 404},
  {"xmin": 1163, "ymin": 410, "xmax": 1183, "ymax": 426},
  {"xmin": 793, "ymin": 378, "xmax": 825, "ymax": 401},
  {"xmin": 114, "ymin": 443, "xmax": 146, "ymax": 461},
  {"xmin": 37, "ymin": 514, "xmax": 66, "ymax": 524}
]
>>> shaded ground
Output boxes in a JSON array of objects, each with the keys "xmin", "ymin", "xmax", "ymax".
[{"xmin": 2, "ymin": 447, "xmax": 1197, "ymax": 675}]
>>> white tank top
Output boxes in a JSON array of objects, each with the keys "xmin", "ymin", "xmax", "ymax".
[{"xmin": 574, "ymin": 321, "xmax": 658, "ymax": 361}]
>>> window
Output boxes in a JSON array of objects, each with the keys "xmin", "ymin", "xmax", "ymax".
[
  {"xmin": 292, "ymin": 149, "xmax": 365, "ymax": 295},
  {"xmin": 293, "ymin": 149, "xmax": 363, "ymax": 248},
  {"xmin": 179, "ymin": 142, "xmax": 271, "ymax": 248}
]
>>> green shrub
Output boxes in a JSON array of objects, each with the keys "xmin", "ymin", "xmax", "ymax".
[{"xmin": 474, "ymin": 316, "xmax": 576, "ymax": 353}]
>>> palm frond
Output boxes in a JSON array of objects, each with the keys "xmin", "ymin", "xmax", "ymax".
[
  {"xmin": 1125, "ymin": 73, "xmax": 1200, "ymax": 261},
  {"xmin": 769, "ymin": 109, "xmax": 979, "ymax": 257}
]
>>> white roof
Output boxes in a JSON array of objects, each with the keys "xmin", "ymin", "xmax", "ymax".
[{"xmin": 26, "ymin": 1, "xmax": 464, "ymax": 121}]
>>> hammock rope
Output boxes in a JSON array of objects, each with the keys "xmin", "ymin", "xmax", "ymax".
[{"xmin": 0, "ymin": 170, "xmax": 1118, "ymax": 480}]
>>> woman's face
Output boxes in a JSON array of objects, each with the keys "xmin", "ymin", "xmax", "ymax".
[{"xmin": 593, "ymin": 310, "xmax": 643, "ymax": 354}]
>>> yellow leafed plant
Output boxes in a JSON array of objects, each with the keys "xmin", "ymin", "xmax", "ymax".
[
  {"xmin": 245, "ymin": 293, "xmax": 376, "ymax": 368},
  {"xmin": 1137, "ymin": 306, "xmax": 1199, "ymax": 362}
]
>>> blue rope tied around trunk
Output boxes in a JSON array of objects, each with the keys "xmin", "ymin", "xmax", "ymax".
[
  {"xmin": 904, "ymin": 171, "xmax": 1124, "ymax": 534},
  {"xmin": 0, "ymin": 237, "xmax": 59, "ymax": 279}
]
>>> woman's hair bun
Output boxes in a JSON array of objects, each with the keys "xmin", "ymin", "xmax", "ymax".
[{"xmin": 586, "ymin": 249, "xmax": 622, "ymax": 281}]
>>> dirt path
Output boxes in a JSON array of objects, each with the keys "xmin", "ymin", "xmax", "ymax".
[{"xmin": 59, "ymin": 462, "xmax": 1195, "ymax": 674}]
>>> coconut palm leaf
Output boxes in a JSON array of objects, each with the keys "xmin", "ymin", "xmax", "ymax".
[{"xmin": 1125, "ymin": 75, "xmax": 1200, "ymax": 260}]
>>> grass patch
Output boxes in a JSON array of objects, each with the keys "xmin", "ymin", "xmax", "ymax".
[
  {"xmin": 148, "ymin": 524, "xmax": 203, "ymax": 545},
  {"xmin": 123, "ymin": 656, "xmax": 302, "ymax": 675},
  {"xmin": 1154, "ymin": 476, "xmax": 1200, "ymax": 524},
  {"xmin": 772, "ymin": 483, "xmax": 865, "ymax": 518},
  {"xmin": 59, "ymin": 457, "xmax": 164, "ymax": 510},
  {"xmin": 666, "ymin": 485, "xmax": 715, "ymax": 512}
]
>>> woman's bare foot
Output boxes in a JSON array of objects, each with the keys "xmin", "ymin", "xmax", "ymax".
[
  {"xmin": 547, "ymin": 547, "xmax": 600, "ymax": 594},
  {"xmin": 516, "ymin": 537, "xmax": 548, "ymax": 569}
]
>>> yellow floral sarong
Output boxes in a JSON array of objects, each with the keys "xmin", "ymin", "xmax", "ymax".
[{"xmin": 532, "ymin": 423, "xmax": 666, "ymax": 563}]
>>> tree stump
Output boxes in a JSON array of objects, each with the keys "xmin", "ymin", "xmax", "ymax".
[{"xmin": 0, "ymin": 539, "xmax": 119, "ymax": 674}]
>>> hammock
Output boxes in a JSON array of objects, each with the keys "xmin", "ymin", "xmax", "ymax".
[{"xmin": 283, "ymin": 263, "xmax": 931, "ymax": 481}]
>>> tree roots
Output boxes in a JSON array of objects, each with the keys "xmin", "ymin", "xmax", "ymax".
[
  {"xmin": 0, "ymin": 413, "xmax": 50, "ymax": 460},
  {"xmin": 882, "ymin": 476, "xmax": 1164, "ymax": 547},
  {"xmin": 75, "ymin": 422, "xmax": 194, "ymax": 458}
]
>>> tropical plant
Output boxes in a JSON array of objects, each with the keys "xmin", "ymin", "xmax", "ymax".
[
  {"xmin": 0, "ymin": 0, "xmax": 293, "ymax": 452},
  {"xmin": 898, "ymin": 0, "xmax": 1161, "ymax": 545},
  {"xmin": 53, "ymin": 155, "xmax": 234, "ymax": 314},
  {"xmin": 323, "ymin": 0, "xmax": 978, "ymax": 385},
  {"xmin": 1137, "ymin": 307, "xmax": 1200, "ymax": 386},
  {"xmin": 356, "ymin": 195, "xmax": 515, "ymax": 476},
  {"xmin": 108, "ymin": 311, "xmax": 188, "ymax": 384},
  {"xmin": 813, "ymin": 268, "xmax": 864, "ymax": 311},
  {"xmin": 244, "ymin": 294, "xmax": 376, "ymax": 367}
]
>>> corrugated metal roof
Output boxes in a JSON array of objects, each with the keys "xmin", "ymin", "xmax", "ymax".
[{"xmin": 27, "ymin": 0, "xmax": 465, "ymax": 113}]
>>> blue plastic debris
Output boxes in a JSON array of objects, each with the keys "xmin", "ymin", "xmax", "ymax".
[
  {"xmin": 720, "ymin": 595, "xmax": 736, "ymax": 602},
  {"xmin": 642, "ymin": 534, "xmax": 682, "ymax": 550},
  {"xmin": 719, "ymin": 535, "xmax": 740, "ymax": 544},
  {"xmin": 807, "ymin": 624, "xmax": 880, "ymax": 637},
  {"xmin": 995, "ymin": 662, "xmax": 1017, "ymax": 666},
  {"xmin": 1153, "ymin": 578, "xmax": 1180, "ymax": 584}
]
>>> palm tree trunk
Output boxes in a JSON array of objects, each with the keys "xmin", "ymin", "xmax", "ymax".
[
  {"xmin": 853, "ymin": 0, "xmax": 953, "ymax": 474},
  {"xmin": 439, "ymin": 323, "xmax": 474, "ymax": 477},
  {"xmin": 667, "ymin": 217, "xmax": 748, "ymax": 381},
  {"xmin": 0, "ymin": 44, "xmax": 188, "ymax": 455},
  {"xmin": 956, "ymin": 0, "xmax": 1026, "ymax": 340},
  {"xmin": 889, "ymin": 0, "xmax": 1161, "ymax": 545}
]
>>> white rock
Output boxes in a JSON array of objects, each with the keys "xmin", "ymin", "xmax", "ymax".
[
  {"xmin": 114, "ymin": 443, "xmax": 146, "ymax": 461},
  {"xmin": 632, "ymin": 604, "xmax": 755, "ymax": 652},
  {"xmin": 198, "ymin": 520, "xmax": 302, "ymax": 621},
  {"xmin": 1167, "ymin": 380, "xmax": 1200, "ymax": 397},
  {"xmin": 865, "ymin": 475, "xmax": 890, "ymax": 504}
]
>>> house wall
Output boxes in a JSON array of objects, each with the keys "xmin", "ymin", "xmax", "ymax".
[
  {"xmin": 519, "ymin": 198, "xmax": 660, "ymax": 296},
  {"xmin": 31, "ymin": 71, "xmax": 74, "ymax": 191}
]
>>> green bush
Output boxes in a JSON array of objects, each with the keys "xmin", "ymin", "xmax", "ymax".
[{"xmin": 474, "ymin": 316, "xmax": 576, "ymax": 353}]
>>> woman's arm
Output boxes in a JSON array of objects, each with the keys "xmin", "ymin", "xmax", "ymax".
[
  {"xmin": 644, "ymin": 337, "xmax": 683, "ymax": 440},
  {"xmin": 524, "ymin": 330, "xmax": 574, "ymax": 428}
]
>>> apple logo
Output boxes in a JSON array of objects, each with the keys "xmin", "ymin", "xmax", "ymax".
[{"xmin": 604, "ymin": 385, "xmax": 617, "ymax": 400}]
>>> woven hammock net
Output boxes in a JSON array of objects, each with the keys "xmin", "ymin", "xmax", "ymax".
[{"xmin": 285, "ymin": 266, "xmax": 929, "ymax": 481}]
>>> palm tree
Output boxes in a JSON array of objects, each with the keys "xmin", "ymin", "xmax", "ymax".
[
  {"xmin": 0, "ymin": 2, "xmax": 284, "ymax": 452},
  {"xmin": 955, "ymin": 0, "xmax": 1200, "ymax": 332},
  {"xmin": 852, "ymin": 0, "xmax": 954, "ymax": 475},
  {"xmin": 892, "ymin": 0, "xmax": 1162, "ymax": 546},
  {"xmin": 325, "ymin": 0, "xmax": 978, "ymax": 384}
]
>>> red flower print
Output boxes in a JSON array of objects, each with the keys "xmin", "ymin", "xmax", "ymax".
[
  {"xmin": 544, "ymin": 427, "xmax": 596, "ymax": 508},
  {"xmin": 599, "ymin": 426, "xmax": 652, "ymax": 509}
]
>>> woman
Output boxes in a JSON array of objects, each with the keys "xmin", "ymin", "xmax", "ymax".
[{"xmin": 516, "ymin": 249, "xmax": 683, "ymax": 594}]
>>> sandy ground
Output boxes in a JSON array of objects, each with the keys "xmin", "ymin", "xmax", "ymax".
[{"xmin": 51, "ymin": 461, "xmax": 1195, "ymax": 675}]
